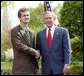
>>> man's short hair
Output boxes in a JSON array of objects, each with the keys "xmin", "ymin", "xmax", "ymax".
[
  {"xmin": 18, "ymin": 7, "xmax": 30, "ymax": 18},
  {"xmin": 43, "ymin": 11, "xmax": 56, "ymax": 19}
]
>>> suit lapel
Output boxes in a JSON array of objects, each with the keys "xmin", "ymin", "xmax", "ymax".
[
  {"xmin": 40, "ymin": 28, "xmax": 61, "ymax": 51},
  {"xmin": 43, "ymin": 28, "xmax": 60, "ymax": 51},
  {"xmin": 42, "ymin": 29, "xmax": 49, "ymax": 50},
  {"xmin": 51, "ymin": 27, "xmax": 61, "ymax": 50},
  {"xmin": 18, "ymin": 25, "xmax": 31, "ymax": 46},
  {"xmin": 53, "ymin": 28, "xmax": 61, "ymax": 40}
]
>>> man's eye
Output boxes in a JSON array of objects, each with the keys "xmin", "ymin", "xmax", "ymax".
[
  {"xmin": 46, "ymin": 18, "xmax": 48, "ymax": 19},
  {"xmin": 49, "ymin": 17, "xmax": 52, "ymax": 19},
  {"xmin": 45, "ymin": 17, "xmax": 52, "ymax": 19},
  {"xmin": 23, "ymin": 15, "xmax": 29, "ymax": 17},
  {"xmin": 22, "ymin": 15, "xmax": 26, "ymax": 17},
  {"xmin": 27, "ymin": 15, "xmax": 29, "ymax": 16}
]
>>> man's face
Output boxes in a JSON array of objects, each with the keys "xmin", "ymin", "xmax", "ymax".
[
  {"xmin": 19, "ymin": 11, "xmax": 30, "ymax": 24},
  {"xmin": 44, "ymin": 12, "xmax": 55, "ymax": 28}
]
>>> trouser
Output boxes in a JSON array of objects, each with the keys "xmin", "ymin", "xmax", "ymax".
[{"xmin": 49, "ymin": 70, "xmax": 64, "ymax": 75}]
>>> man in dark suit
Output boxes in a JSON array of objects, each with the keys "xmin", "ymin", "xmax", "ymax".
[
  {"xmin": 11, "ymin": 7, "xmax": 40, "ymax": 75},
  {"xmin": 36, "ymin": 11, "xmax": 71, "ymax": 75}
]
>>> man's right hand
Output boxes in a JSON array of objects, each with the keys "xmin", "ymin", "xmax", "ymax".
[
  {"xmin": 29, "ymin": 48, "xmax": 40, "ymax": 59},
  {"xmin": 35, "ymin": 50, "xmax": 40, "ymax": 59}
]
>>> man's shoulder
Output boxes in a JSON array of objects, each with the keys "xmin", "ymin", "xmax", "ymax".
[
  {"xmin": 11, "ymin": 25, "xmax": 20, "ymax": 33},
  {"xmin": 37, "ymin": 28, "xmax": 45, "ymax": 34},
  {"xmin": 56, "ymin": 27, "xmax": 68, "ymax": 31}
]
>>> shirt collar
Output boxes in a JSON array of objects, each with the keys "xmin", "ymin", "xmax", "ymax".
[
  {"xmin": 20, "ymin": 24, "xmax": 28, "ymax": 31},
  {"xmin": 46, "ymin": 24, "xmax": 55, "ymax": 31}
]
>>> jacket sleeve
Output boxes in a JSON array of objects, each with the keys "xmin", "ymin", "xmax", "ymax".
[
  {"xmin": 62, "ymin": 28, "xmax": 71, "ymax": 64},
  {"xmin": 11, "ymin": 29, "xmax": 36, "ymax": 56},
  {"xmin": 36, "ymin": 32, "xmax": 42, "ymax": 54}
]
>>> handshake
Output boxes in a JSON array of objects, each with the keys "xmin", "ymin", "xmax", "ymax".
[{"xmin": 30, "ymin": 48, "xmax": 40, "ymax": 59}]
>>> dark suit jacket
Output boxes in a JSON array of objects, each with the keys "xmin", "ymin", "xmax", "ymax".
[
  {"xmin": 36, "ymin": 27, "xmax": 71, "ymax": 75},
  {"xmin": 11, "ymin": 25, "xmax": 38, "ymax": 75}
]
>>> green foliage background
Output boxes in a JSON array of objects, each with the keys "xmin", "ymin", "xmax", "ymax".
[
  {"xmin": 29, "ymin": 3, "xmax": 44, "ymax": 33},
  {"xmin": 59, "ymin": 1, "xmax": 83, "ymax": 62}
]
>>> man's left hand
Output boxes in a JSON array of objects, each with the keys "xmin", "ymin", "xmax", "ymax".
[{"xmin": 63, "ymin": 64, "xmax": 70, "ymax": 75}]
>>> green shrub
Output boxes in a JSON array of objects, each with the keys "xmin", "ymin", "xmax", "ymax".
[
  {"xmin": 1, "ymin": 61, "xmax": 13, "ymax": 75},
  {"xmin": 1, "ymin": 53, "xmax": 6, "ymax": 62},
  {"xmin": 38, "ymin": 58, "xmax": 42, "ymax": 75},
  {"xmin": 70, "ymin": 65, "xmax": 83, "ymax": 75}
]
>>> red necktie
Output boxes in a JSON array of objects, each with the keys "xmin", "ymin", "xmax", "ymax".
[{"xmin": 47, "ymin": 28, "xmax": 52, "ymax": 48}]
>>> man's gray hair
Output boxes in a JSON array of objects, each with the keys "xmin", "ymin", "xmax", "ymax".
[{"xmin": 43, "ymin": 11, "xmax": 56, "ymax": 19}]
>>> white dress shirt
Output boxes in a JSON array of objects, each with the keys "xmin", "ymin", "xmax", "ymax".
[{"xmin": 46, "ymin": 25, "xmax": 56, "ymax": 39}]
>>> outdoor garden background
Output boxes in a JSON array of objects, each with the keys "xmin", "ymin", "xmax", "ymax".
[{"xmin": 1, "ymin": 1, "xmax": 83, "ymax": 75}]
